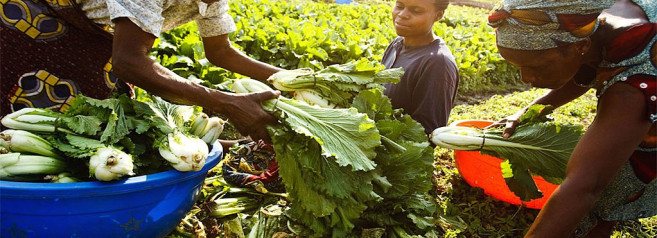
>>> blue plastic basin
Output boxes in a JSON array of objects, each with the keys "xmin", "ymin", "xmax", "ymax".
[{"xmin": 0, "ymin": 141, "xmax": 223, "ymax": 238}]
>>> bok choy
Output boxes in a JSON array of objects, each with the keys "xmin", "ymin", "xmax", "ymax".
[
  {"xmin": 140, "ymin": 96, "xmax": 209, "ymax": 171},
  {"xmin": 430, "ymin": 105, "xmax": 584, "ymax": 201},
  {"xmin": 233, "ymin": 78, "xmax": 380, "ymax": 171},
  {"xmin": 0, "ymin": 153, "xmax": 66, "ymax": 181},
  {"xmin": 268, "ymin": 59, "xmax": 403, "ymax": 108}
]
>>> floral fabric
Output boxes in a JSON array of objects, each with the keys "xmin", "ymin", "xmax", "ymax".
[
  {"xmin": 75, "ymin": 0, "xmax": 237, "ymax": 37},
  {"xmin": 488, "ymin": 0, "xmax": 614, "ymax": 50}
]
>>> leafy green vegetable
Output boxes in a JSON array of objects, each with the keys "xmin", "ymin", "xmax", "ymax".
[
  {"xmin": 268, "ymin": 59, "xmax": 402, "ymax": 108},
  {"xmin": 0, "ymin": 129, "xmax": 62, "ymax": 159},
  {"xmin": 0, "ymin": 153, "xmax": 66, "ymax": 181},
  {"xmin": 430, "ymin": 104, "xmax": 584, "ymax": 201},
  {"xmin": 233, "ymin": 78, "xmax": 381, "ymax": 171},
  {"xmin": 353, "ymin": 89, "xmax": 437, "ymax": 235},
  {"xmin": 0, "ymin": 94, "xmax": 212, "ymax": 181}
]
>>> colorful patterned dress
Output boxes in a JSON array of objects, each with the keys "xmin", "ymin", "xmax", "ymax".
[
  {"xmin": 575, "ymin": 0, "xmax": 656, "ymax": 235},
  {"xmin": 0, "ymin": 0, "xmax": 237, "ymax": 116},
  {"xmin": 1, "ymin": 0, "xmax": 117, "ymax": 115}
]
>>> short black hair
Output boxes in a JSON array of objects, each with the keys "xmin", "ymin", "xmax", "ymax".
[{"xmin": 434, "ymin": 0, "xmax": 450, "ymax": 11}]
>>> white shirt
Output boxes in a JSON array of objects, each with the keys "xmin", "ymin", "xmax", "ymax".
[{"xmin": 76, "ymin": 0, "xmax": 237, "ymax": 37}]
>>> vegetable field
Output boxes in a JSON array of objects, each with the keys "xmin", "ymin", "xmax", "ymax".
[
  {"xmin": 148, "ymin": 0, "xmax": 657, "ymax": 237},
  {"xmin": 151, "ymin": 0, "xmax": 523, "ymax": 99}
]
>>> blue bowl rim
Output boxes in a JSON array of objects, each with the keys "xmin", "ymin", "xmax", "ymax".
[{"xmin": 0, "ymin": 141, "xmax": 223, "ymax": 198}]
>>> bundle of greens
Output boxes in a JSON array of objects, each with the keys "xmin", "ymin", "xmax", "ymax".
[
  {"xmin": 232, "ymin": 65, "xmax": 435, "ymax": 236},
  {"xmin": 232, "ymin": 78, "xmax": 381, "ymax": 171},
  {"xmin": 352, "ymin": 89, "xmax": 436, "ymax": 237},
  {"xmin": 268, "ymin": 59, "xmax": 403, "ymax": 108},
  {"xmin": 233, "ymin": 77, "xmax": 382, "ymax": 236},
  {"xmin": 430, "ymin": 105, "xmax": 584, "ymax": 201},
  {"xmin": 0, "ymin": 94, "xmax": 214, "ymax": 182},
  {"xmin": 140, "ymin": 96, "xmax": 209, "ymax": 172}
]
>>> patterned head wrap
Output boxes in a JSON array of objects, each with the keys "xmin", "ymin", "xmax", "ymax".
[{"xmin": 488, "ymin": 0, "xmax": 615, "ymax": 50}]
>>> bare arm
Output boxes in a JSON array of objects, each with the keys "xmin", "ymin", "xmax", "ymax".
[
  {"xmin": 111, "ymin": 18, "xmax": 279, "ymax": 141},
  {"xmin": 530, "ymin": 79, "xmax": 592, "ymax": 108},
  {"xmin": 492, "ymin": 79, "xmax": 591, "ymax": 137},
  {"xmin": 202, "ymin": 34, "xmax": 283, "ymax": 81},
  {"xmin": 525, "ymin": 83, "xmax": 652, "ymax": 237}
]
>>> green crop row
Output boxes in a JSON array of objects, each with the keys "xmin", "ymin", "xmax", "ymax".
[{"xmin": 150, "ymin": 0, "xmax": 522, "ymax": 95}]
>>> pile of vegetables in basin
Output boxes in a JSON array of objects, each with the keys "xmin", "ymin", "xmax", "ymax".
[
  {"xmin": 0, "ymin": 94, "xmax": 225, "ymax": 182},
  {"xmin": 176, "ymin": 60, "xmax": 438, "ymax": 237},
  {"xmin": 430, "ymin": 105, "xmax": 584, "ymax": 201}
]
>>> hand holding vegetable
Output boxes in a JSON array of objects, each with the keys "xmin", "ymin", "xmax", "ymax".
[
  {"xmin": 431, "ymin": 105, "xmax": 583, "ymax": 201},
  {"xmin": 205, "ymin": 90, "xmax": 280, "ymax": 143},
  {"xmin": 485, "ymin": 106, "xmax": 528, "ymax": 138}
]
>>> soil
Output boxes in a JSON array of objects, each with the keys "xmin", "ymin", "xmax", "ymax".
[{"xmin": 455, "ymin": 84, "xmax": 531, "ymax": 106}]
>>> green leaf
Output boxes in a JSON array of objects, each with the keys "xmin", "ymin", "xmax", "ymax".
[
  {"xmin": 65, "ymin": 134, "xmax": 106, "ymax": 150},
  {"xmin": 501, "ymin": 160, "xmax": 543, "ymax": 201},
  {"xmin": 275, "ymin": 97, "xmax": 380, "ymax": 171},
  {"xmin": 519, "ymin": 104, "xmax": 555, "ymax": 124},
  {"xmin": 99, "ymin": 100, "xmax": 130, "ymax": 144},
  {"xmin": 270, "ymin": 126, "xmax": 338, "ymax": 217},
  {"xmin": 375, "ymin": 141, "xmax": 433, "ymax": 198},
  {"xmin": 351, "ymin": 89, "xmax": 393, "ymax": 121},
  {"xmin": 61, "ymin": 115, "xmax": 103, "ymax": 136},
  {"xmin": 484, "ymin": 122, "xmax": 582, "ymax": 180}
]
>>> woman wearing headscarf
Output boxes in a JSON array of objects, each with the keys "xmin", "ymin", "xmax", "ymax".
[{"xmin": 487, "ymin": 0, "xmax": 656, "ymax": 237}]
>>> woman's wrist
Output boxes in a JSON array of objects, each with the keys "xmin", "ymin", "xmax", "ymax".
[{"xmin": 197, "ymin": 88, "xmax": 234, "ymax": 115}]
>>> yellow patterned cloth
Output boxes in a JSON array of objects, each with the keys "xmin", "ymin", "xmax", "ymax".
[{"xmin": 75, "ymin": 0, "xmax": 236, "ymax": 37}]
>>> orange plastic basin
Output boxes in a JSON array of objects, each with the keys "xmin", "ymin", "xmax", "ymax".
[{"xmin": 451, "ymin": 120, "xmax": 559, "ymax": 209}]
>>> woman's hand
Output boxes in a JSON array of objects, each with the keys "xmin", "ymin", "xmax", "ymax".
[
  {"xmin": 485, "ymin": 108, "xmax": 527, "ymax": 138},
  {"xmin": 208, "ymin": 90, "xmax": 280, "ymax": 143}
]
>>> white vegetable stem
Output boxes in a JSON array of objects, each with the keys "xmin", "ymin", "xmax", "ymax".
[
  {"xmin": 158, "ymin": 131, "xmax": 209, "ymax": 171},
  {"xmin": 199, "ymin": 117, "xmax": 225, "ymax": 144},
  {"xmin": 0, "ymin": 129, "xmax": 63, "ymax": 159},
  {"xmin": 293, "ymin": 90, "xmax": 336, "ymax": 108},
  {"xmin": 1, "ymin": 108, "xmax": 74, "ymax": 134},
  {"xmin": 0, "ymin": 153, "xmax": 66, "ymax": 180},
  {"xmin": 190, "ymin": 113, "xmax": 210, "ymax": 136},
  {"xmin": 89, "ymin": 147, "xmax": 135, "ymax": 181},
  {"xmin": 267, "ymin": 68, "xmax": 314, "ymax": 91},
  {"xmin": 430, "ymin": 126, "xmax": 549, "ymax": 151}
]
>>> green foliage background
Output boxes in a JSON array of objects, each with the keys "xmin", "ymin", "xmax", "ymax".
[{"xmin": 151, "ymin": 0, "xmax": 522, "ymax": 97}]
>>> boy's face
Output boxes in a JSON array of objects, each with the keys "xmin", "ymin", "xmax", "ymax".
[{"xmin": 392, "ymin": 0, "xmax": 441, "ymax": 38}]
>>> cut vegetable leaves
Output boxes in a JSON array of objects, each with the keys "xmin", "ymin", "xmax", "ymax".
[
  {"xmin": 268, "ymin": 59, "xmax": 402, "ymax": 108},
  {"xmin": 232, "ymin": 78, "xmax": 380, "ymax": 171}
]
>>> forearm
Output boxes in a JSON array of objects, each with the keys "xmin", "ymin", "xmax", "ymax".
[
  {"xmin": 203, "ymin": 35, "xmax": 282, "ymax": 81},
  {"xmin": 113, "ymin": 54, "xmax": 230, "ymax": 111},
  {"xmin": 525, "ymin": 177, "xmax": 603, "ymax": 237},
  {"xmin": 527, "ymin": 84, "xmax": 651, "ymax": 237},
  {"xmin": 112, "ymin": 17, "xmax": 236, "ymax": 114},
  {"xmin": 213, "ymin": 46, "xmax": 281, "ymax": 80},
  {"xmin": 532, "ymin": 80, "xmax": 590, "ymax": 108}
]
